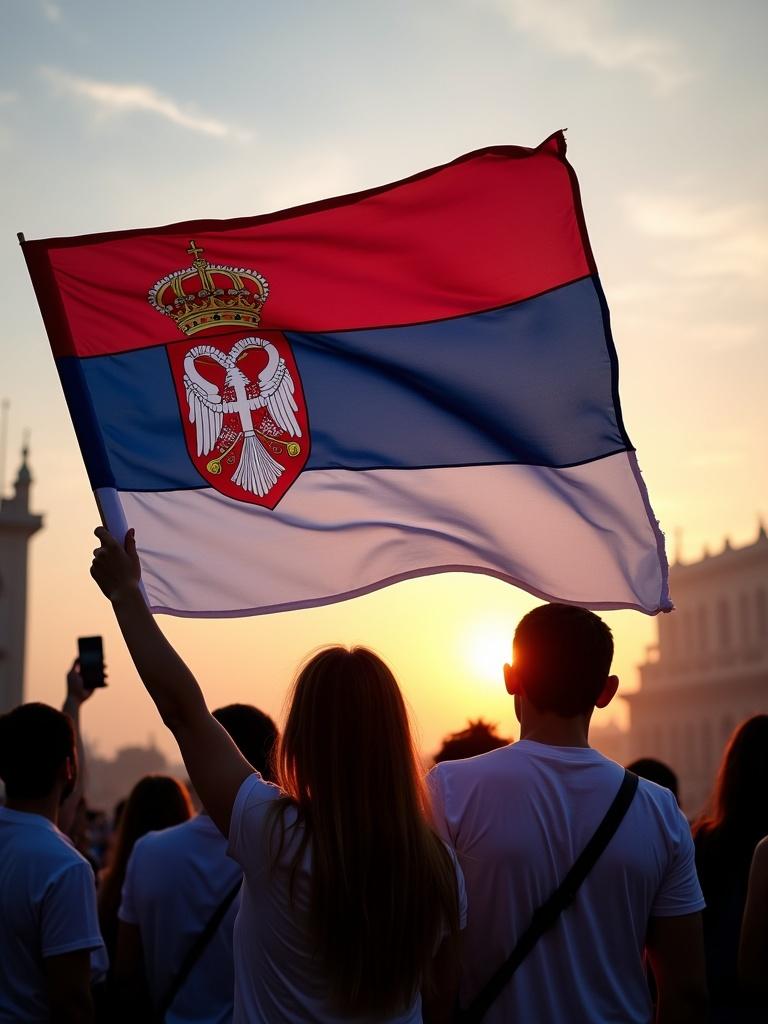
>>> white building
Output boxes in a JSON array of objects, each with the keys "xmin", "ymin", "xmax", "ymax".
[
  {"xmin": 626, "ymin": 525, "xmax": 768, "ymax": 815},
  {"xmin": 0, "ymin": 447, "xmax": 43, "ymax": 712}
]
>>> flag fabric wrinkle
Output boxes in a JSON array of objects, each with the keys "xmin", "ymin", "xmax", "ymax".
[{"xmin": 21, "ymin": 131, "xmax": 671, "ymax": 616}]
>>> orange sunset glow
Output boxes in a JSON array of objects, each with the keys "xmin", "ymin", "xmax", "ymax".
[{"xmin": 1, "ymin": 1, "xmax": 765, "ymax": 769}]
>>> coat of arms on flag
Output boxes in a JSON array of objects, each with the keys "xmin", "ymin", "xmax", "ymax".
[
  {"xmin": 151, "ymin": 241, "xmax": 308, "ymax": 507},
  {"xmin": 21, "ymin": 131, "xmax": 671, "ymax": 618}
]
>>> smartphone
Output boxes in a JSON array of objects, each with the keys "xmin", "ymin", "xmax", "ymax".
[{"xmin": 77, "ymin": 636, "xmax": 106, "ymax": 689}]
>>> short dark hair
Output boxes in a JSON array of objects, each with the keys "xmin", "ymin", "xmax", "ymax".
[
  {"xmin": 513, "ymin": 604, "xmax": 614, "ymax": 717},
  {"xmin": 0, "ymin": 703, "xmax": 76, "ymax": 799},
  {"xmin": 213, "ymin": 704, "xmax": 278, "ymax": 781}
]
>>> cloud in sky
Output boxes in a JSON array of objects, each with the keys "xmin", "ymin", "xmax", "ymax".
[
  {"xmin": 625, "ymin": 192, "xmax": 768, "ymax": 283},
  {"xmin": 484, "ymin": 0, "xmax": 690, "ymax": 92},
  {"xmin": 0, "ymin": 91, "xmax": 17, "ymax": 105},
  {"xmin": 41, "ymin": 1, "xmax": 62, "ymax": 22},
  {"xmin": 41, "ymin": 67, "xmax": 252, "ymax": 142}
]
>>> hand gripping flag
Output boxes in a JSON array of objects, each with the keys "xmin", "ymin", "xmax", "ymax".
[{"xmin": 21, "ymin": 132, "xmax": 670, "ymax": 616}]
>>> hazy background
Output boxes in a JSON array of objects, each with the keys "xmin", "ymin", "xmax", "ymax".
[{"xmin": 1, "ymin": 0, "xmax": 766, "ymax": 761}]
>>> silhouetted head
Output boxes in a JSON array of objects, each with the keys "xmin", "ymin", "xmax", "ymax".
[
  {"xmin": 279, "ymin": 646, "xmax": 420, "ymax": 810},
  {"xmin": 627, "ymin": 758, "xmax": 679, "ymax": 801},
  {"xmin": 696, "ymin": 715, "xmax": 768, "ymax": 843},
  {"xmin": 99, "ymin": 775, "xmax": 193, "ymax": 929},
  {"xmin": 506, "ymin": 603, "xmax": 617, "ymax": 717},
  {"xmin": 0, "ymin": 703, "xmax": 76, "ymax": 802},
  {"xmin": 213, "ymin": 704, "xmax": 278, "ymax": 782},
  {"xmin": 115, "ymin": 775, "xmax": 193, "ymax": 850},
  {"xmin": 434, "ymin": 719, "xmax": 511, "ymax": 763},
  {"xmin": 274, "ymin": 646, "xmax": 460, "ymax": 1017}
]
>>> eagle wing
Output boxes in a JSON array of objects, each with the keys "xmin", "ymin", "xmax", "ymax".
[
  {"xmin": 249, "ymin": 352, "xmax": 301, "ymax": 438},
  {"xmin": 184, "ymin": 373, "xmax": 223, "ymax": 457}
]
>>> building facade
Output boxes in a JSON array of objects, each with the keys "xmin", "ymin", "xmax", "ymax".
[
  {"xmin": 626, "ymin": 525, "xmax": 768, "ymax": 815},
  {"xmin": 0, "ymin": 448, "xmax": 43, "ymax": 712}
]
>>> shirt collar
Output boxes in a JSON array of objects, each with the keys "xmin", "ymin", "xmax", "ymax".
[{"xmin": 0, "ymin": 805, "xmax": 62, "ymax": 832}]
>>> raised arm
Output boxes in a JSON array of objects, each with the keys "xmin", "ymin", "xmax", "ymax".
[
  {"xmin": 89, "ymin": 527, "xmax": 253, "ymax": 835},
  {"xmin": 59, "ymin": 661, "xmax": 94, "ymax": 837}
]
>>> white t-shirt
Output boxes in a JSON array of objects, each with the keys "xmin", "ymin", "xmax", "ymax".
[
  {"xmin": 428, "ymin": 740, "xmax": 705, "ymax": 1024},
  {"xmin": 119, "ymin": 813, "xmax": 241, "ymax": 1024},
  {"xmin": 0, "ymin": 806, "xmax": 106, "ymax": 1024},
  {"xmin": 227, "ymin": 772, "xmax": 467, "ymax": 1024}
]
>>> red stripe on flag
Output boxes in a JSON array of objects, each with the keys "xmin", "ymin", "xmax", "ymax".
[{"xmin": 23, "ymin": 132, "xmax": 593, "ymax": 358}]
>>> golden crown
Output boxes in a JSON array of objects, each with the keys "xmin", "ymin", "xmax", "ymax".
[{"xmin": 148, "ymin": 241, "xmax": 269, "ymax": 336}]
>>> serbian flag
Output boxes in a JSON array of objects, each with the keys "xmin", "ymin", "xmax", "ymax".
[{"xmin": 21, "ymin": 132, "xmax": 670, "ymax": 616}]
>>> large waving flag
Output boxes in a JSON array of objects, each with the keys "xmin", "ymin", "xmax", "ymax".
[{"xmin": 21, "ymin": 132, "xmax": 670, "ymax": 616}]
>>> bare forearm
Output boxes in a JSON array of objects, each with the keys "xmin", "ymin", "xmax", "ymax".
[
  {"xmin": 111, "ymin": 587, "xmax": 207, "ymax": 730},
  {"xmin": 59, "ymin": 700, "xmax": 85, "ymax": 834},
  {"xmin": 63, "ymin": 700, "xmax": 86, "ymax": 773},
  {"xmin": 91, "ymin": 526, "xmax": 254, "ymax": 835}
]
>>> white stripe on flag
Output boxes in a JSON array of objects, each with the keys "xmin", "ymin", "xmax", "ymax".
[{"xmin": 99, "ymin": 451, "xmax": 668, "ymax": 617}]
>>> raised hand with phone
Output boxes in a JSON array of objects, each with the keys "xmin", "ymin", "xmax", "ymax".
[
  {"xmin": 59, "ymin": 650, "xmax": 105, "ymax": 836},
  {"xmin": 77, "ymin": 636, "xmax": 107, "ymax": 690}
]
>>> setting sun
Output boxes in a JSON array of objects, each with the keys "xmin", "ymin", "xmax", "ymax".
[{"xmin": 460, "ymin": 619, "xmax": 513, "ymax": 690}]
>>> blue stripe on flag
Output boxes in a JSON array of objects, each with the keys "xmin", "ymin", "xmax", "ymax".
[
  {"xmin": 293, "ymin": 276, "xmax": 626, "ymax": 471},
  {"xmin": 64, "ymin": 276, "xmax": 627, "ymax": 491},
  {"xmin": 77, "ymin": 348, "xmax": 202, "ymax": 490}
]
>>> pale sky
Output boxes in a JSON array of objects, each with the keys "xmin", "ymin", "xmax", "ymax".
[{"xmin": 1, "ymin": 0, "xmax": 766, "ymax": 760}]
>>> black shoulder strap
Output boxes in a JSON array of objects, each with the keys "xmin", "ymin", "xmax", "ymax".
[
  {"xmin": 459, "ymin": 769, "xmax": 639, "ymax": 1024},
  {"xmin": 156, "ymin": 877, "xmax": 242, "ymax": 1022}
]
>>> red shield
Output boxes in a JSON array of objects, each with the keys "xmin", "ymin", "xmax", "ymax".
[{"xmin": 167, "ymin": 330, "xmax": 310, "ymax": 509}]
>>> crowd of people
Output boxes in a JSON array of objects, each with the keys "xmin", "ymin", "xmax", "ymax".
[{"xmin": 0, "ymin": 525, "xmax": 766, "ymax": 1023}]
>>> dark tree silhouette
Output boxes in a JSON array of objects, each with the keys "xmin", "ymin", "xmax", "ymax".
[{"xmin": 433, "ymin": 719, "xmax": 512, "ymax": 764}]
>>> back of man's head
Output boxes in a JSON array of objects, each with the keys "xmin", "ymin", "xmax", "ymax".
[
  {"xmin": 513, "ymin": 604, "xmax": 614, "ymax": 717},
  {"xmin": 213, "ymin": 704, "xmax": 278, "ymax": 781},
  {"xmin": 0, "ymin": 703, "xmax": 76, "ymax": 800}
]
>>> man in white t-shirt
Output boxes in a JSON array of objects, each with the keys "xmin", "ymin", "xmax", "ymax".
[
  {"xmin": 0, "ymin": 701, "xmax": 106, "ymax": 1024},
  {"xmin": 115, "ymin": 704, "xmax": 278, "ymax": 1024},
  {"xmin": 428, "ymin": 603, "xmax": 708, "ymax": 1024}
]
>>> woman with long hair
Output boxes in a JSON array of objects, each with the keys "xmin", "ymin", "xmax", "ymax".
[
  {"xmin": 693, "ymin": 714, "xmax": 768, "ymax": 1020},
  {"xmin": 90, "ymin": 527, "xmax": 464, "ymax": 1022},
  {"xmin": 98, "ymin": 774, "xmax": 193, "ymax": 958}
]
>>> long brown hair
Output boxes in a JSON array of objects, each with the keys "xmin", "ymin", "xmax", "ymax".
[
  {"xmin": 693, "ymin": 715, "xmax": 768, "ymax": 873},
  {"xmin": 272, "ymin": 646, "xmax": 459, "ymax": 1017},
  {"xmin": 99, "ymin": 774, "xmax": 193, "ymax": 950}
]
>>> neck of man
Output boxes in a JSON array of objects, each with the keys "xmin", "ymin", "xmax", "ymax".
[
  {"xmin": 518, "ymin": 701, "xmax": 593, "ymax": 748},
  {"xmin": 5, "ymin": 792, "xmax": 62, "ymax": 826}
]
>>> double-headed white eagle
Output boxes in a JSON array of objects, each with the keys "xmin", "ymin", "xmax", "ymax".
[{"xmin": 183, "ymin": 336, "xmax": 301, "ymax": 498}]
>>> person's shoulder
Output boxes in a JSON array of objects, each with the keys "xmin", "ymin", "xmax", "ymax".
[
  {"xmin": 39, "ymin": 834, "xmax": 96, "ymax": 889},
  {"xmin": 0, "ymin": 815, "xmax": 93, "ymax": 891},
  {"xmin": 434, "ymin": 742, "xmax": 517, "ymax": 777},
  {"xmin": 236, "ymin": 771, "xmax": 284, "ymax": 811},
  {"xmin": 430, "ymin": 745, "xmax": 520, "ymax": 804},
  {"xmin": 634, "ymin": 776, "xmax": 681, "ymax": 812},
  {"xmin": 227, "ymin": 773, "xmax": 288, "ymax": 864},
  {"xmin": 131, "ymin": 815, "xmax": 198, "ymax": 858},
  {"xmin": 632, "ymin": 776, "xmax": 689, "ymax": 836},
  {"xmin": 36, "ymin": 821, "xmax": 91, "ymax": 867}
]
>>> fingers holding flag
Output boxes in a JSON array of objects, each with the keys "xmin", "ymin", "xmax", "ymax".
[{"xmin": 90, "ymin": 526, "xmax": 142, "ymax": 603}]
